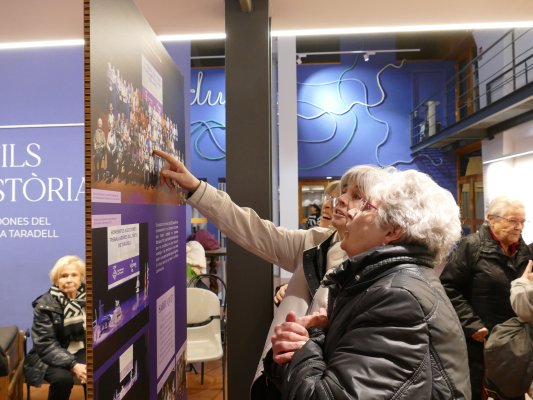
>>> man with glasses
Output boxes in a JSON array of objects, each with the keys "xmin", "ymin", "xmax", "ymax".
[{"xmin": 440, "ymin": 195, "xmax": 533, "ymax": 400}]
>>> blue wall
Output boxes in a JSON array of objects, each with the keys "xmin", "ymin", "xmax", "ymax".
[
  {"xmin": 296, "ymin": 54, "xmax": 457, "ymax": 194},
  {"xmin": 0, "ymin": 46, "xmax": 85, "ymax": 331},
  {"xmin": 188, "ymin": 68, "xmax": 226, "ymax": 188},
  {"xmin": 188, "ymin": 51, "xmax": 458, "ymax": 196}
]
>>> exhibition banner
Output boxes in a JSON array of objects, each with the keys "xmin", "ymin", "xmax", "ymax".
[
  {"xmin": 91, "ymin": 0, "xmax": 187, "ymax": 398},
  {"xmin": 0, "ymin": 126, "xmax": 85, "ymax": 331}
]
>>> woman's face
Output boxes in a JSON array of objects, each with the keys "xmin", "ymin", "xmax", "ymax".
[
  {"xmin": 332, "ymin": 182, "xmax": 364, "ymax": 235},
  {"xmin": 56, "ymin": 264, "xmax": 83, "ymax": 299},
  {"xmin": 488, "ymin": 205, "xmax": 526, "ymax": 247},
  {"xmin": 320, "ymin": 190, "xmax": 341, "ymax": 229},
  {"xmin": 341, "ymin": 200, "xmax": 398, "ymax": 257},
  {"xmin": 319, "ymin": 199, "xmax": 333, "ymax": 228}
]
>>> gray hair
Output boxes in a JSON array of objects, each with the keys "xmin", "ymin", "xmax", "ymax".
[
  {"xmin": 369, "ymin": 169, "xmax": 461, "ymax": 266},
  {"xmin": 486, "ymin": 196, "xmax": 525, "ymax": 219},
  {"xmin": 49, "ymin": 255, "xmax": 86, "ymax": 284},
  {"xmin": 340, "ymin": 165, "xmax": 390, "ymax": 197},
  {"xmin": 324, "ymin": 180, "xmax": 340, "ymax": 197}
]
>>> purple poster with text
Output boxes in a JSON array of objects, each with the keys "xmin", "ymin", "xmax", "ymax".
[{"xmin": 91, "ymin": 0, "xmax": 187, "ymax": 398}]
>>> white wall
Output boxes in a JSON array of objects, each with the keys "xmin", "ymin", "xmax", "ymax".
[{"xmin": 276, "ymin": 36, "xmax": 299, "ymax": 280}]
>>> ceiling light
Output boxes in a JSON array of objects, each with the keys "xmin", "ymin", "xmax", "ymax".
[
  {"xmin": 482, "ymin": 150, "xmax": 533, "ymax": 165},
  {"xmin": 158, "ymin": 33, "xmax": 226, "ymax": 42},
  {"xmin": 0, "ymin": 39, "xmax": 84, "ymax": 51},
  {"xmin": 271, "ymin": 21, "xmax": 533, "ymax": 37}
]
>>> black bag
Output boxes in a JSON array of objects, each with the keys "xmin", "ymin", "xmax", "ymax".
[{"xmin": 484, "ymin": 317, "xmax": 533, "ymax": 398}]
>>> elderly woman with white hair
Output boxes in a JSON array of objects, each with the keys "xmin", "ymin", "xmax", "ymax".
[
  {"xmin": 24, "ymin": 255, "xmax": 87, "ymax": 400},
  {"xmin": 441, "ymin": 196, "xmax": 532, "ymax": 400},
  {"xmin": 267, "ymin": 169, "xmax": 470, "ymax": 399}
]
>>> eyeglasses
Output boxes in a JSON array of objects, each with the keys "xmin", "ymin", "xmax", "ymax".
[
  {"xmin": 323, "ymin": 194, "xmax": 338, "ymax": 208},
  {"xmin": 348, "ymin": 198, "xmax": 378, "ymax": 216},
  {"xmin": 360, "ymin": 198, "xmax": 378, "ymax": 212},
  {"xmin": 493, "ymin": 215, "xmax": 528, "ymax": 227}
]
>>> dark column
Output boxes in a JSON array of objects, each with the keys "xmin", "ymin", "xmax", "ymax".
[{"xmin": 225, "ymin": 1, "xmax": 273, "ymax": 399}]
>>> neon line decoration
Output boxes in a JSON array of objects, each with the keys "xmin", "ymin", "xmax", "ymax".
[{"xmin": 297, "ymin": 55, "xmax": 442, "ymax": 170}]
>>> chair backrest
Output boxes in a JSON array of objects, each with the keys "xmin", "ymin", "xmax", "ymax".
[
  {"xmin": 186, "ymin": 288, "xmax": 224, "ymax": 364},
  {"xmin": 187, "ymin": 274, "xmax": 227, "ymax": 320},
  {"xmin": 186, "ymin": 288, "xmax": 221, "ymax": 325}
]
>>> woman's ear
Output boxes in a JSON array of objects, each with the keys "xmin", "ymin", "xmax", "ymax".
[{"xmin": 383, "ymin": 225, "xmax": 404, "ymax": 244}]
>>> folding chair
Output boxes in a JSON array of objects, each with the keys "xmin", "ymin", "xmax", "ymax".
[{"xmin": 186, "ymin": 275, "xmax": 226, "ymax": 400}]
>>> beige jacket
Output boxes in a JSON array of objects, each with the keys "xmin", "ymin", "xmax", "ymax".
[
  {"xmin": 187, "ymin": 181, "xmax": 347, "ymax": 378},
  {"xmin": 510, "ymin": 277, "xmax": 533, "ymax": 323}
]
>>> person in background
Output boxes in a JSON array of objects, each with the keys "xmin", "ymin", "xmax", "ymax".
[
  {"xmin": 186, "ymin": 240, "xmax": 209, "ymax": 290},
  {"xmin": 305, "ymin": 204, "xmax": 321, "ymax": 229},
  {"xmin": 267, "ymin": 169, "xmax": 470, "ymax": 398},
  {"xmin": 511, "ymin": 259, "xmax": 533, "ymax": 322},
  {"xmin": 511, "ymin": 259, "xmax": 533, "ymax": 398},
  {"xmin": 274, "ymin": 180, "xmax": 341, "ymax": 306},
  {"xmin": 93, "ymin": 117, "xmax": 106, "ymax": 182},
  {"xmin": 440, "ymin": 196, "xmax": 532, "ymax": 400},
  {"xmin": 152, "ymin": 148, "xmax": 388, "ymax": 398},
  {"xmin": 186, "ymin": 240, "xmax": 207, "ymax": 280},
  {"xmin": 318, "ymin": 180, "xmax": 340, "ymax": 230},
  {"xmin": 24, "ymin": 255, "xmax": 87, "ymax": 400}
]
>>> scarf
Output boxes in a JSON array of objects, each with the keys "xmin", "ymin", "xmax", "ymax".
[{"xmin": 49, "ymin": 284, "xmax": 86, "ymax": 342}]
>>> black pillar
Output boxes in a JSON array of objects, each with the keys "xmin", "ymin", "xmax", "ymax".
[{"xmin": 225, "ymin": 1, "xmax": 273, "ymax": 399}]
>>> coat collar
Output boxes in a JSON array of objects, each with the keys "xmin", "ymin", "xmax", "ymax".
[{"xmin": 323, "ymin": 244, "xmax": 434, "ymax": 291}]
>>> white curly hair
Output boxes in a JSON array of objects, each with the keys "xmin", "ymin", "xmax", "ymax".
[{"xmin": 368, "ymin": 169, "xmax": 461, "ymax": 266}]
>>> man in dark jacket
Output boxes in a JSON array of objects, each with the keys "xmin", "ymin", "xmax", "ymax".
[{"xmin": 440, "ymin": 196, "xmax": 532, "ymax": 400}]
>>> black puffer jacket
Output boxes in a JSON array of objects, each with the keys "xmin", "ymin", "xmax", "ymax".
[
  {"xmin": 279, "ymin": 245, "xmax": 471, "ymax": 400},
  {"xmin": 440, "ymin": 224, "xmax": 531, "ymax": 337},
  {"xmin": 23, "ymin": 290, "xmax": 85, "ymax": 386}
]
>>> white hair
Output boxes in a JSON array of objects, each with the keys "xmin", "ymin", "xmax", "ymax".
[
  {"xmin": 340, "ymin": 165, "xmax": 390, "ymax": 197},
  {"xmin": 486, "ymin": 195, "xmax": 525, "ymax": 219},
  {"xmin": 369, "ymin": 169, "xmax": 461, "ymax": 266},
  {"xmin": 49, "ymin": 255, "xmax": 85, "ymax": 284}
]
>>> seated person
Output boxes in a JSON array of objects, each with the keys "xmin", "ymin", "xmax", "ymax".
[
  {"xmin": 24, "ymin": 255, "xmax": 87, "ymax": 400},
  {"xmin": 268, "ymin": 169, "xmax": 470, "ymax": 398}
]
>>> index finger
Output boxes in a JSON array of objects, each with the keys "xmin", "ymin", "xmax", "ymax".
[{"xmin": 152, "ymin": 149, "xmax": 174, "ymax": 163}]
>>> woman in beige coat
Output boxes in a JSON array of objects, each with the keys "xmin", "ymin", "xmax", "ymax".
[{"xmin": 153, "ymin": 149, "xmax": 388, "ymax": 396}]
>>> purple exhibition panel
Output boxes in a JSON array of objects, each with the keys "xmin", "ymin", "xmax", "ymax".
[
  {"xmin": 91, "ymin": 0, "xmax": 187, "ymax": 398},
  {"xmin": 0, "ymin": 126, "xmax": 85, "ymax": 331}
]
